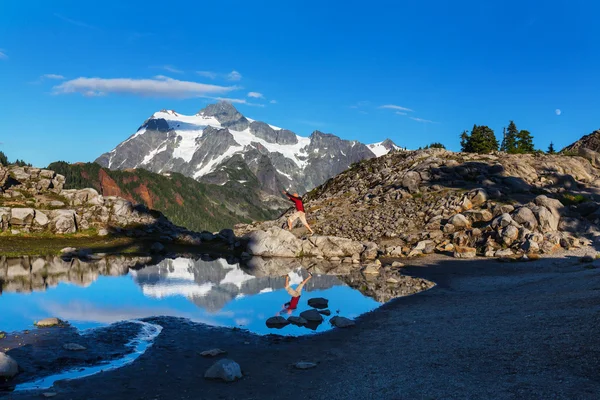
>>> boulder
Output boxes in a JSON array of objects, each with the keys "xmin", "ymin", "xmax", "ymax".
[
  {"xmin": 502, "ymin": 225, "xmax": 519, "ymax": 245},
  {"xmin": 330, "ymin": 316, "xmax": 355, "ymax": 328},
  {"xmin": 361, "ymin": 242, "xmax": 379, "ymax": 260},
  {"xmin": 299, "ymin": 309, "xmax": 324, "ymax": 322},
  {"xmin": 265, "ymin": 316, "xmax": 290, "ymax": 328},
  {"xmin": 10, "ymin": 208, "xmax": 35, "ymax": 226},
  {"xmin": 34, "ymin": 210, "xmax": 49, "ymax": 227},
  {"xmin": 318, "ymin": 309, "xmax": 331, "ymax": 316},
  {"xmin": 468, "ymin": 189, "xmax": 488, "ymax": 207},
  {"xmin": 402, "ymin": 171, "xmax": 421, "ymax": 193},
  {"xmin": 448, "ymin": 214, "xmax": 471, "ymax": 229},
  {"xmin": 522, "ymin": 239, "xmax": 540, "ymax": 253},
  {"xmin": 307, "ymin": 297, "xmax": 329, "ymax": 309},
  {"xmin": 534, "ymin": 195, "xmax": 564, "ymax": 221},
  {"xmin": 464, "ymin": 209, "xmax": 493, "ymax": 223},
  {"xmin": 0, "ymin": 352, "xmax": 19, "ymax": 379},
  {"xmin": 532, "ymin": 206, "xmax": 559, "ymax": 232},
  {"xmin": 454, "ymin": 246, "xmax": 476, "ymax": 258},
  {"xmin": 495, "ymin": 249, "xmax": 514, "ymax": 258},
  {"xmin": 204, "ymin": 359, "xmax": 242, "ymax": 382},
  {"xmin": 39, "ymin": 169, "xmax": 56, "ymax": 179},
  {"xmin": 35, "ymin": 317, "xmax": 64, "ymax": 327},
  {"xmin": 52, "ymin": 210, "xmax": 77, "ymax": 234},
  {"xmin": 308, "ymin": 236, "xmax": 365, "ymax": 258},
  {"xmin": 511, "ymin": 207, "xmax": 538, "ymax": 230},
  {"xmin": 245, "ymin": 228, "xmax": 301, "ymax": 257},
  {"xmin": 363, "ymin": 263, "xmax": 381, "ymax": 275},
  {"xmin": 36, "ymin": 178, "xmax": 53, "ymax": 191}
]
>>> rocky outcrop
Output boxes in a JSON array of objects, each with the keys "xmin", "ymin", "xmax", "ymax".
[
  {"xmin": 238, "ymin": 148, "xmax": 600, "ymax": 259},
  {"xmin": 243, "ymin": 227, "xmax": 377, "ymax": 260},
  {"xmin": 0, "ymin": 165, "xmax": 203, "ymax": 239}
]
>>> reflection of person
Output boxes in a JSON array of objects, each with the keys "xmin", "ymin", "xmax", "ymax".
[
  {"xmin": 282, "ymin": 190, "xmax": 314, "ymax": 234},
  {"xmin": 278, "ymin": 272, "xmax": 312, "ymax": 315}
]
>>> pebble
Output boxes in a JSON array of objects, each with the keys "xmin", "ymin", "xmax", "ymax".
[
  {"xmin": 293, "ymin": 362, "xmax": 317, "ymax": 370},
  {"xmin": 63, "ymin": 343, "xmax": 87, "ymax": 351},
  {"xmin": 200, "ymin": 348, "xmax": 227, "ymax": 357}
]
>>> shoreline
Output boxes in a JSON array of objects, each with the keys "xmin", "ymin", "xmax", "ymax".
[{"xmin": 2, "ymin": 251, "xmax": 599, "ymax": 399}]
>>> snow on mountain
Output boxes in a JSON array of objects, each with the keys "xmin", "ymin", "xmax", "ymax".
[{"xmin": 96, "ymin": 102, "xmax": 403, "ymax": 194}]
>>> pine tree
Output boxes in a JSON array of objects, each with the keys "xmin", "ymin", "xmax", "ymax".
[
  {"xmin": 504, "ymin": 121, "xmax": 519, "ymax": 153},
  {"xmin": 460, "ymin": 130, "xmax": 471, "ymax": 152},
  {"xmin": 516, "ymin": 130, "xmax": 535, "ymax": 153},
  {"xmin": 460, "ymin": 125, "xmax": 498, "ymax": 154},
  {"xmin": 424, "ymin": 142, "xmax": 445, "ymax": 149},
  {"xmin": 548, "ymin": 142, "xmax": 556, "ymax": 154},
  {"xmin": 0, "ymin": 151, "xmax": 7, "ymax": 166}
]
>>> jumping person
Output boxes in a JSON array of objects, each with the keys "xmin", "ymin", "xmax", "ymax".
[
  {"xmin": 282, "ymin": 190, "xmax": 314, "ymax": 234},
  {"xmin": 280, "ymin": 272, "xmax": 312, "ymax": 314}
]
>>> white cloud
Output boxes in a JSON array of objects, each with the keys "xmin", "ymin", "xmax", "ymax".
[
  {"xmin": 197, "ymin": 70, "xmax": 217, "ymax": 79},
  {"xmin": 410, "ymin": 117, "xmax": 436, "ymax": 123},
  {"xmin": 0, "ymin": 50, "xmax": 7, "ymax": 60},
  {"xmin": 54, "ymin": 13, "xmax": 97, "ymax": 29},
  {"xmin": 380, "ymin": 104, "xmax": 414, "ymax": 112},
  {"xmin": 395, "ymin": 111, "xmax": 407, "ymax": 115},
  {"xmin": 555, "ymin": 109, "xmax": 562, "ymax": 116},
  {"xmin": 53, "ymin": 75, "xmax": 239, "ymax": 98},
  {"xmin": 270, "ymin": 100, "xmax": 277, "ymax": 104},
  {"xmin": 227, "ymin": 70, "xmax": 242, "ymax": 81},
  {"xmin": 42, "ymin": 74, "xmax": 65, "ymax": 80},
  {"xmin": 247, "ymin": 91, "xmax": 264, "ymax": 98},
  {"xmin": 158, "ymin": 65, "xmax": 183, "ymax": 74}
]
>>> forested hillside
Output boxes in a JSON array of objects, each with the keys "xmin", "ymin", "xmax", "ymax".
[{"xmin": 48, "ymin": 162, "xmax": 286, "ymax": 232}]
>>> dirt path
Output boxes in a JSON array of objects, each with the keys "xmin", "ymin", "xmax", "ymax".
[{"xmin": 4, "ymin": 254, "xmax": 600, "ymax": 399}]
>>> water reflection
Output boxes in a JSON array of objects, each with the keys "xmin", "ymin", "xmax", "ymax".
[{"xmin": 0, "ymin": 255, "xmax": 433, "ymax": 336}]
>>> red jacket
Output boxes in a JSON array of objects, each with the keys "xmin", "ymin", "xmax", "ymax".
[{"xmin": 285, "ymin": 192, "xmax": 305, "ymax": 212}]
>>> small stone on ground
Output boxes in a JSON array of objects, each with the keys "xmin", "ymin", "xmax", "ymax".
[
  {"xmin": 63, "ymin": 343, "xmax": 87, "ymax": 351},
  {"xmin": 200, "ymin": 348, "xmax": 227, "ymax": 357},
  {"xmin": 204, "ymin": 359, "xmax": 242, "ymax": 382},
  {"xmin": 293, "ymin": 362, "xmax": 317, "ymax": 370}
]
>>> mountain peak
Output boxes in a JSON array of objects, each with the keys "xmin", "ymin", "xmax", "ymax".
[
  {"xmin": 197, "ymin": 101, "xmax": 240, "ymax": 117},
  {"xmin": 196, "ymin": 101, "xmax": 249, "ymax": 131}
]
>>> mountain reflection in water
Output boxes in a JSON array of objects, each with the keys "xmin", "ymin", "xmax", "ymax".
[{"xmin": 0, "ymin": 254, "xmax": 430, "ymax": 336}]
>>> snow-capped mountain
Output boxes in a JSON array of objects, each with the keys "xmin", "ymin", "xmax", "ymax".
[{"xmin": 96, "ymin": 102, "xmax": 402, "ymax": 194}]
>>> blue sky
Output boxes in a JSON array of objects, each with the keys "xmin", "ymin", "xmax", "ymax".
[{"xmin": 1, "ymin": 0, "xmax": 599, "ymax": 167}]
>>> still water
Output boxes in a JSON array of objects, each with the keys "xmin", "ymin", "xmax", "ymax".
[{"xmin": 0, "ymin": 255, "xmax": 381, "ymax": 336}]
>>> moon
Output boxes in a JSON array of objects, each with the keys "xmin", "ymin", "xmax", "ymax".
[{"xmin": 555, "ymin": 109, "xmax": 562, "ymax": 116}]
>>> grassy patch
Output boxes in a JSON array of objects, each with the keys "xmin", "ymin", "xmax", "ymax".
[{"xmin": 559, "ymin": 193, "xmax": 588, "ymax": 206}]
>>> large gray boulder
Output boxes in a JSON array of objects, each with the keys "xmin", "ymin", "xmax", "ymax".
[
  {"xmin": 0, "ymin": 352, "xmax": 19, "ymax": 379},
  {"xmin": 402, "ymin": 171, "xmax": 421, "ymax": 193},
  {"xmin": 448, "ymin": 213, "xmax": 471, "ymax": 229},
  {"xmin": 307, "ymin": 236, "xmax": 364, "ymax": 258},
  {"xmin": 532, "ymin": 206, "xmax": 559, "ymax": 232},
  {"xmin": 10, "ymin": 208, "xmax": 35, "ymax": 226},
  {"xmin": 34, "ymin": 210, "xmax": 50, "ymax": 227},
  {"xmin": 511, "ymin": 207, "xmax": 538, "ymax": 230},
  {"xmin": 51, "ymin": 210, "xmax": 77, "ymax": 234},
  {"xmin": 245, "ymin": 227, "xmax": 301, "ymax": 257}
]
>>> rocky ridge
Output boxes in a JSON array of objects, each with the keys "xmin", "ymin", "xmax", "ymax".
[
  {"xmin": 236, "ymin": 148, "xmax": 600, "ymax": 259},
  {"xmin": 562, "ymin": 129, "xmax": 600, "ymax": 155}
]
